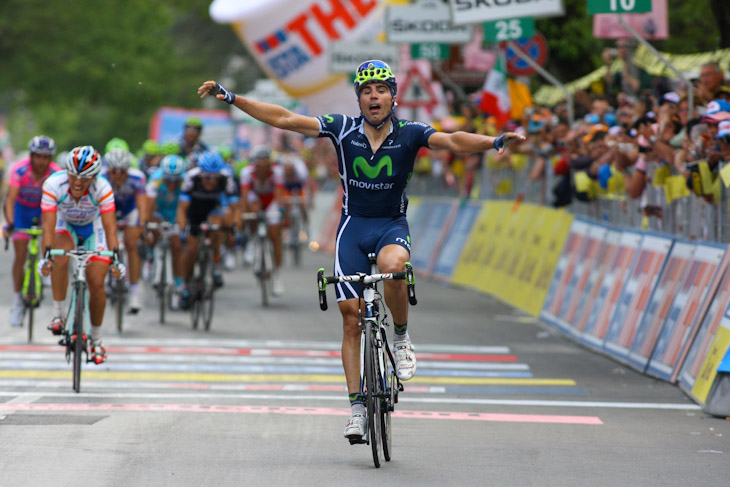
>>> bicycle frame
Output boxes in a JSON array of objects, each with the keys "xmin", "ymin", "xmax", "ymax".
[
  {"xmin": 242, "ymin": 211, "xmax": 273, "ymax": 306},
  {"xmin": 316, "ymin": 257, "xmax": 417, "ymax": 468}
]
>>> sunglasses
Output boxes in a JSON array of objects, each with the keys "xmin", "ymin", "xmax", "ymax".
[{"xmin": 201, "ymin": 172, "xmax": 218, "ymax": 180}]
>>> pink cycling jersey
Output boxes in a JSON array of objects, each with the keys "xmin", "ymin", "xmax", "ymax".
[{"xmin": 9, "ymin": 158, "xmax": 62, "ymax": 207}]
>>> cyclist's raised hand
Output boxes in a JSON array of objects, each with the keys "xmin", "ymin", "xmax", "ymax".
[
  {"xmin": 38, "ymin": 258, "xmax": 52, "ymax": 277},
  {"xmin": 494, "ymin": 132, "xmax": 525, "ymax": 154},
  {"xmin": 198, "ymin": 81, "xmax": 236, "ymax": 105}
]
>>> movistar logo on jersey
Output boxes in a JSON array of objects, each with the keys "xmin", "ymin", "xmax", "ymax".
[
  {"xmin": 349, "ymin": 155, "xmax": 395, "ymax": 190},
  {"xmin": 353, "ymin": 156, "xmax": 392, "ymax": 179}
]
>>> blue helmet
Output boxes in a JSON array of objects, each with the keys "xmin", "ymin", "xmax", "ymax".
[
  {"xmin": 28, "ymin": 135, "xmax": 56, "ymax": 156},
  {"xmin": 161, "ymin": 154, "xmax": 186, "ymax": 180},
  {"xmin": 197, "ymin": 151, "xmax": 225, "ymax": 173}
]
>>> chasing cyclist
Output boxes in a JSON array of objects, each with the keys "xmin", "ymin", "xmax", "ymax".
[
  {"xmin": 39, "ymin": 146, "xmax": 124, "ymax": 364},
  {"xmin": 3, "ymin": 136, "xmax": 61, "ymax": 327},
  {"xmin": 197, "ymin": 60, "xmax": 523, "ymax": 441},
  {"xmin": 101, "ymin": 148, "xmax": 148, "ymax": 313},
  {"xmin": 145, "ymin": 154, "xmax": 186, "ymax": 306},
  {"xmin": 176, "ymin": 151, "xmax": 239, "ymax": 307},
  {"xmin": 239, "ymin": 146, "xmax": 286, "ymax": 295}
]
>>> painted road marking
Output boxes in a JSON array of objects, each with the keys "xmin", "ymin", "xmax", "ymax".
[
  {"xmin": 0, "ymin": 380, "xmax": 586, "ymax": 395},
  {"xmin": 0, "ymin": 370, "xmax": 575, "ymax": 386},
  {"xmin": 0, "ymin": 391, "xmax": 698, "ymax": 410},
  {"xmin": 0, "ymin": 353, "xmax": 529, "ymax": 370},
  {"xmin": 0, "ymin": 402, "xmax": 603, "ymax": 425},
  {"xmin": 0, "ymin": 345, "xmax": 517, "ymax": 363},
  {"xmin": 0, "ymin": 361, "xmax": 533, "ymax": 378},
  {"xmin": 0, "ymin": 338, "xmax": 512, "ymax": 355}
]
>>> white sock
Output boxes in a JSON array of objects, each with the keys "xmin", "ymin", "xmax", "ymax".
[
  {"xmin": 13, "ymin": 292, "xmax": 23, "ymax": 307},
  {"xmin": 129, "ymin": 283, "xmax": 139, "ymax": 297},
  {"xmin": 53, "ymin": 300, "xmax": 65, "ymax": 318},
  {"xmin": 90, "ymin": 325, "xmax": 102, "ymax": 342}
]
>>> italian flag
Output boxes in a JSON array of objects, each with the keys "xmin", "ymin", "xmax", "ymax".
[{"xmin": 479, "ymin": 50, "xmax": 511, "ymax": 127}]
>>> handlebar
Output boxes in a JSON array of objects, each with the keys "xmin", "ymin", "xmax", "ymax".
[{"xmin": 316, "ymin": 262, "xmax": 417, "ymax": 311}]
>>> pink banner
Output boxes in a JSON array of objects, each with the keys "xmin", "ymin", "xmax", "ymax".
[{"xmin": 593, "ymin": 0, "xmax": 668, "ymax": 40}]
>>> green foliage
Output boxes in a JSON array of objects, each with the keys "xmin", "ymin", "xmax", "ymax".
[{"xmin": 0, "ymin": 0, "xmax": 248, "ymax": 153}]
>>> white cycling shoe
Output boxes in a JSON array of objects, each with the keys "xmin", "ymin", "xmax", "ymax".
[
  {"xmin": 128, "ymin": 293, "xmax": 141, "ymax": 314},
  {"xmin": 394, "ymin": 337, "xmax": 417, "ymax": 381},
  {"xmin": 343, "ymin": 413, "xmax": 367, "ymax": 439},
  {"xmin": 9, "ymin": 304, "xmax": 24, "ymax": 328}
]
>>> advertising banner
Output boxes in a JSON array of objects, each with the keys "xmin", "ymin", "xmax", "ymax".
[
  {"xmin": 433, "ymin": 201, "xmax": 482, "ymax": 281},
  {"xmin": 603, "ymin": 234, "xmax": 673, "ymax": 364},
  {"xmin": 581, "ymin": 231, "xmax": 642, "ymax": 349},
  {"xmin": 646, "ymin": 243, "xmax": 726, "ymax": 380},
  {"xmin": 150, "ymin": 107, "xmax": 233, "ymax": 146},
  {"xmin": 575, "ymin": 227, "xmax": 620, "ymax": 334},
  {"xmin": 625, "ymin": 241, "xmax": 695, "ymax": 370},
  {"xmin": 210, "ymin": 0, "xmax": 386, "ymax": 115},
  {"xmin": 690, "ymin": 318, "xmax": 730, "ymax": 405},
  {"xmin": 448, "ymin": 0, "xmax": 565, "ymax": 25},
  {"xmin": 451, "ymin": 203, "xmax": 492, "ymax": 289},
  {"xmin": 408, "ymin": 201, "xmax": 457, "ymax": 272},
  {"xmin": 679, "ymin": 254, "xmax": 730, "ymax": 394}
]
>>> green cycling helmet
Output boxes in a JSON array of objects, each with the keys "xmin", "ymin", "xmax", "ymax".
[
  {"xmin": 354, "ymin": 60, "xmax": 397, "ymax": 96},
  {"xmin": 142, "ymin": 139, "xmax": 160, "ymax": 155},
  {"xmin": 105, "ymin": 137, "xmax": 130, "ymax": 154},
  {"xmin": 185, "ymin": 117, "xmax": 203, "ymax": 130},
  {"xmin": 160, "ymin": 141, "xmax": 180, "ymax": 156}
]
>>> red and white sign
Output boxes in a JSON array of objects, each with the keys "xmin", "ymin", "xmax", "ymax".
[
  {"xmin": 503, "ymin": 32, "xmax": 549, "ymax": 77},
  {"xmin": 576, "ymin": 228, "xmax": 621, "ymax": 334},
  {"xmin": 398, "ymin": 65, "xmax": 439, "ymax": 109},
  {"xmin": 603, "ymin": 235, "xmax": 673, "ymax": 361},
  {"xmin": 647, "ymin": 244, "xmax": 725, "ymax": 380},
  {"xmin": 593, "ymin": 0, "xmax": 668, "ymax": 39},
  {"xmin": 581, "ymin": 231, "xmax": 642, "ymax": 349}
]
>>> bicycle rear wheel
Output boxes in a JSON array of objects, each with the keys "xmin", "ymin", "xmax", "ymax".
[
  {"xmin": 114, "ymin": 279, "xmax": 124, "ymax": 333},
  {"xmin": 364, "ymin": 320, "xmax": 384, "ymax": 468},
  {"xmin": 26, "ymin": 255, "xmax": 38, "ymax": 343},
  {"xmin": 72, "ymin": 285, "xmax": 85, "ymax": 393},
  {"xmin": 202, "ymin": 249, "xmax": 215, "ymax": 331},
  {"xmin": 256, "ymin": 238, "xmax": 270, "ymax": 307},
  {"xmin": 381, "ymin": 365, "xmax": 394, "ymax": 462},
  {"xmin": 158, "ymin": 247, "xmax": 167, "ymax": 324}
]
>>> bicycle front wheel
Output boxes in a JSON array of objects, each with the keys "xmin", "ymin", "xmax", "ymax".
[
  {"xmin": 257, "ymin": 238, "xmax": 270, "ymax": 307},
  {"xmin": 202, "ymin": 249, "xmax": 215, "ymax": 331},
  {"xmin": 114, "ymin": 279, "xmax": 124, "ymax": 333},
  {"xmin": 26, "ymin": 254, "xmax": 38, "ymax": 343},
  {"xmin": 72, "ymin": 285, "xmax": 85, "ymax": 393},
  {"xmin": 158, "ymin": 247, "xmax": 167, "ymax": 324},
  {"xmin": 364, "ymin": 321, "xmax": 384, "ymax": 468}
]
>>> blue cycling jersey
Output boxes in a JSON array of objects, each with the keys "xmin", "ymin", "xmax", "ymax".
[
  {"xmin": 101, "ymin": 167, "xmax": 146, "ymax": 218},
  {"xmin": 146, "ymin": 169, "xmax": 181, "ymax": 223},
  {"xmin": 316, "ymin": 115, "xmax": 436, "ymax": 218}
]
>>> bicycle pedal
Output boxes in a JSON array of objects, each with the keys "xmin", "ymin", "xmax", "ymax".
[{"xmin": 348, "ymin": 436, "xmax": 367, "ymax": 445}]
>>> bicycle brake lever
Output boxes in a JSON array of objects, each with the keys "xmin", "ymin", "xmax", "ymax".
[{"xmin": 317, "ymin": 268, "xmax": 328, "ymax": 311}]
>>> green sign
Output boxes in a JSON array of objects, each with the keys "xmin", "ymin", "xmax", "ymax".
[
  {"xmin": 483, "ymin": 18, "xmax": 535, "ymax": 44},
  {"xmin": 587, "ymin": 0, "xmax": 652, "ymax": 14},
  {"xmin": 410, "ymin": 43, "xmax": 449, "ymax": 61}
]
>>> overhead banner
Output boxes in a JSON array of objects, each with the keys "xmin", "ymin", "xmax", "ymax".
[
  {"xmin": 209, "ymin": 0, "xmax": 387, "ymax": 115},
  {"xmin": 387, "ymin": 1, "xmax": 472, "ymax": 44},
  {"xmin": 448, "ymin": 0, "xmax": 565, "ymax": 25}
]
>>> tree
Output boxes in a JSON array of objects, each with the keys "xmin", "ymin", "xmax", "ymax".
[{"xmin": 0, "ymin": 0, "xmax": 255, "ymax": 152}]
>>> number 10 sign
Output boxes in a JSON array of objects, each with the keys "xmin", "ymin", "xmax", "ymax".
[
  {"xmin": 483, "ymin": 18, "xmax": 535, "ymax": 43},
  {"xmin": 587, "ymin": 0, "xmax": 652, "ymax": 14}
]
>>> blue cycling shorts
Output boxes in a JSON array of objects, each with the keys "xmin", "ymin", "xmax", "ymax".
[
  {"xmin": 333, "ymin": 215, "xmax": 411, "ymax": 302},
  {"xmin": 12, "ymin": 203, "xmax": 41, "ymax": 241}
]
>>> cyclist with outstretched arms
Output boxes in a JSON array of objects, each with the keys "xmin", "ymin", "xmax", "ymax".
[
  {"xmin": 145, "ymin": 154, "xmax": 186, "ymax": 305},
  {"xmin": 38, "ymin": 146, "xmax": 124, "ymax": 364},
  {"xmin": 239, "ymin": 146, "xmax": 287, "ymax": 295},
  {"xmin": 101, "ymin": 148, "xmax": 148, "ymax": 313},
  {"xmin": 197, "ymin": 61, "xmax": 523, "ymax": 441},
  {"xmin": 175, "ymin": 151, "xmax": 239, "ymax": 308},
  {"xmin": 2, "ymin": 136, "xmax": 61, "ymax": 327}
]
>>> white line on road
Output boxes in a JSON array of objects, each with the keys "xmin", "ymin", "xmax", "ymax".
[{"xmin": 0, "ymin": 391, "xmax": 700, "ymax": 410}]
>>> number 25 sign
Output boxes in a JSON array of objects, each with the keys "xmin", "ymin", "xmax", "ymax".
[{"xmin": 483, "ymin": 18, "xmax": 535, "ymax": 43}]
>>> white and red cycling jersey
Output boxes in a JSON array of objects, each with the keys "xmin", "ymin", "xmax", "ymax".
[
  {"xmin": 41, "ymin": 171, "xmax": 116, "ymax": 225},
  {"xmin": 239, "ymin": 164, "xmax": 284, "ymax": 208}
]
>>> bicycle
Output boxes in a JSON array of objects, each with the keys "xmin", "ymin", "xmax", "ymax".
[
  {"xmin": 317, "ymin": 254, "xmax": 417, "ymax": 468},
  {"xmin": 188, "ymin": 223, "xmax": 226, "ymax": 331},
  {"xmin": 242, "ymin": 211, "xmax": 274, "ymax": 307},
  {"xmin": 284, "ymin": 196, "xmax": 308, "ymax": 267},
  {"xmin": 145, "ymin": 221, "xmax": 175, "ymax": 324},
  {"xmin": 45, "ymin": 244, "xmax": 117, "ymax": 393},
  {"xmin": 4, "ymin": 222, "xmax": 44, "ymax": 342},
  {"xmin": 108, "ymin": 225, "xmax": 128, "ymax": 333}
]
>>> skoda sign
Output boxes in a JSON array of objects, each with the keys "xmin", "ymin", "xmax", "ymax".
[
  {"xmin": 387, "ymin": 1, "xmax": 472, "ymax": 44},
  {"xmin": 448, "ymin": 0, "xmax": 565, "ymax": 25}
]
